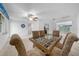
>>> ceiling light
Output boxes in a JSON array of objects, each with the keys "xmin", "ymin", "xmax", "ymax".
[{"xmin": 28, "ymin": 14, "xmax": 38, "ymax": 21}]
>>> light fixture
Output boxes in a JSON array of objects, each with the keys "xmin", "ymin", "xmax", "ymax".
[{"xmin": 28, "ymin": 14, "xmax": 38, "ymax": 21}]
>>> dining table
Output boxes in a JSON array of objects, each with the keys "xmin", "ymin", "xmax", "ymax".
[{"xmin": 29, "ymin": 34, "xmax": 61, "ymax": 55}]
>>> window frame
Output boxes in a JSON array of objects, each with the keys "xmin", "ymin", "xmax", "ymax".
[
  {"xmin": 56, "ymin": 21, "xmax": 72, "ymax": 34},
  {"xmin": 0, "ymin": 12, "xmax": 7, "ymax": 35}
]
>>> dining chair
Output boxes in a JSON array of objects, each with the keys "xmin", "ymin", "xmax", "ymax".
[
  {"xmin": 51, "ymin": 33, "xmax": 79, "ymax": 56},
  {"xmin": 10, "ymin": 34, "xmax": 45, "ymax": 56},
  {"xmin": 55, "ymin": 32, "xmax": 71, "ymax": 49},
  {"xmin": 32, "ymin": 31, "xmax": 45, "ymax": 39},
  {"xmin": 39, "ymin": 31, "xmax": 45, "ymax": 37},
  {"xmin": 32, "ymin": 31, "xmax": 40, "ymax": 39},
  {"xmin": 10, "ymin": 34, "xmax": 27, "ymax": 56},
  {"xmin": 53, "ymin": 30, "xmax": 60, "ymax": 37}
]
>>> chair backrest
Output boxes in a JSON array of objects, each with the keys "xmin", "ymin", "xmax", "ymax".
[
  {"xmin": 61, "ymin": 33, "xmax": 79, "ymax": 56},
  {"xmin": 39, "ymin": 31, "xmax": 45, "ymax": 37},
  {"xmin": 32, "ymin": 31, "xmax": 45, "ymax": 39},
  {"xmin": 63, "ymin": 32, "xmax": 71, "ymax": 45},
  {"xmin": 32, "ymin": 31, "xmax": 40, "ymax": 39},
  {"xmin": 10, "ymin": 34, "xmax": 27, "ymax": 56},
  {"xmin": 53, "ymin": 30, "xmax": 60, "ymax": 37}
]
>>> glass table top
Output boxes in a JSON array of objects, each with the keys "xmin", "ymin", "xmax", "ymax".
[{"xmin": 34, "ymin": 34, "xmax": 54, "ymax": 48}]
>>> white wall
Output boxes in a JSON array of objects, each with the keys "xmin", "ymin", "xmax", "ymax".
[
  {"xmin": 9, "ymin": 15, "xmax": 79, "ymax": 38},
  {"xmin": 31, "ymin": 20, "xmax": 40, "ymax": 31},
  {"xmin": 10, "ymin": 17, "xmax": 56, "ymax": 38},
  {"xmin": 10, "ymin": 20, "xmax": 30, "ymax": 38}
]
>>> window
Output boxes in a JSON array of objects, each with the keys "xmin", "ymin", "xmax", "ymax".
[
  {"xmin": 0, "ymin": 14, "xmax": 2, "ymax": 32},
  {"xmin": 56, "ymin": 21, "xmax": 72, "ymax": 34},
  {"xmin": 0, "ymin": 13, "xmax": 5, "ymax": 34}
]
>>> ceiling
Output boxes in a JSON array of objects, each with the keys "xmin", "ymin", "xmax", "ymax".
[{"xmin": 3, "ymin": 3, "xmax": 79, "ymax": 21}]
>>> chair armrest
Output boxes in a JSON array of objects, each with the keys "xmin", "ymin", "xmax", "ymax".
[
  {"xmin": 55, "ymin": 42, "xmax": 63, "ymax": 49},
  {"xmin": 51, "ymin": 47, "xmax": 62, "ymax": 56}
]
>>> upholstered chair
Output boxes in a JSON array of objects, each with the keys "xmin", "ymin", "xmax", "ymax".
[
  {"xmin": 27, "ymin": 47, "xmax": 45, "ymax": 56},
  {"xmin": 39, "ymin": 31, "xmax": 45, "ymax": 37},
  {"xmin": 32, "ymin": 31, "xmax": 40, "ymax": 39},
  {"xmin": 10, "ymin": 34, "xmax": 45, "ymax": 56},
  {"xmin": 53, "ymin": 30, "xmax": 60, "ymax": 37},
  {"xmin": 32, "ymin": 31, "xmax": 45, "ymax": 39},
  {"xmin": 10, "ymin": 34, "xmax": 27, "ymax": 56},
  {"xmin": 51, "ymin": 33, "xmax": 79, "ymax": 56},
  {"xmin": 55, "ymin": 32, "xmax": 71, "ymax": 49}
]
